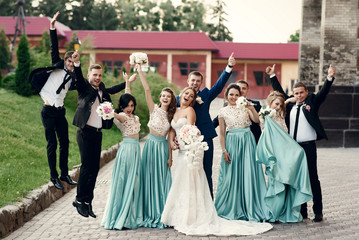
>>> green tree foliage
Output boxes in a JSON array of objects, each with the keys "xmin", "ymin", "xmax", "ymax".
[
  {"xmin": 88, "ymin": 0, "xmax": 119, "ymax": 30},
  {"xmin": 207, "ymin": 0, "xmax": 233, "ymax": 41},
  {"xmin": 15, "ymin": 35, "xmax": 32, "ymax": 96},
  {"xmin": 0, "ymin": 0, "xmax": 34, "ymax": 16},
  {"xmin": 160, "ymin": 0, "xmax": 181, "ymax": 31},
  {"xmin": 178, "ymin": 0, "xmax": 207, "ymax": 32},
  {"xmin": 37, "ymin": 30, "xmax": 51, "ymax": 53},
  {"xmin": 0, "ymin": 28, "xmax": 10, "ymax": 70},
  {"xmin": 117, "ymin": 0, "xmax": 141, "ymax": 30},
  {"xmin": 32, "ymin": 0, "xmax": 72, "ymax": 26},
  {"xmin": 288, "ymin": 29, "xmax": 300, "ymax": 42},
  {"xmin": 113, "ymin": 66, "xmax": 119, "ymax": 78},
  {"xmin": 137, "ymin": 0, "xmax": 160, "ymax": 31},
  {"xmin": 69, "ymin": 0, "xmax": 94, "ymax": 30}
]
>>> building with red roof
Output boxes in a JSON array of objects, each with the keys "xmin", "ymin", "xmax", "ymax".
[{"xmin": 0, "ymin": 16, "xmax": 299, "ymax": 98}]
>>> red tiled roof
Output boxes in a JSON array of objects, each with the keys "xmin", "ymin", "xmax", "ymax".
[
  {"xmin": 67, "ymin": 30, "xmax": 219, "ymax": 51},
  {"xmin": 0, "ymin": 16, "xmax": 71, "ymax": 37},
  {"xmin": 213, "ymin": 41, "xmax": 299, "ymax": 60}
]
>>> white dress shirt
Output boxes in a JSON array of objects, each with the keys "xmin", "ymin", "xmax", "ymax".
[
  {"xmin": 289, "ymin": 104, "xmax": 317, "ymax": 142},
  {"xmin": 86, "ymin": 88, "xmax": 103, "ymax": 129},
  {"xmin": 40, "ymin": 68, "xmax": 72, "ymax": 107}
]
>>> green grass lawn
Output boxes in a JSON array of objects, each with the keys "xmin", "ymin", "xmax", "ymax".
[{"xmin": 0, "ymin": 72, "xmax": 179, "ymax": 208}]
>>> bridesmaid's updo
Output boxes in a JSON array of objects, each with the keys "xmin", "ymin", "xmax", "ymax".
[
  {"xmin": 116, "ymin": 93, "xmax": 137, "ymax": 114},
  {"xmin": 224, "ymin": 83, "xmax": 241, "ymax": 100}
]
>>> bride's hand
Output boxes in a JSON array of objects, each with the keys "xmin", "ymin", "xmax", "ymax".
[
  {"xmin": 170, "ymin": 138, "xmax": 179, "ymax": 150},
  {"xmin": 223, "ymin": 150, "xmax": 231, "ymax": 164},
  {"xmin": 167, "ymin": 159, "xmax": 172, "ymax": 168}
]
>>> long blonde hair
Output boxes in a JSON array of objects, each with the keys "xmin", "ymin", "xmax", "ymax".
[{"xmin": 179, "ymin": 87, "xmax": 197, "ymax": 107}]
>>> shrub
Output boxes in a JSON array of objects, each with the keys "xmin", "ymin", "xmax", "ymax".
[
  {"xmin": 15, "ymin": 35, "xmax": 32, "ymax": 96},
  {"xmin": 1, "ymin": 73, "xmax": 16, "ymax": 90}
]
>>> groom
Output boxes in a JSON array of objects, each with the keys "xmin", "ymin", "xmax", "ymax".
[
  {"xmin": 175, "ymin": 53, "xmax": 236, "ymax": 198},
  {"xmin": 266, "ymin": 63, "xmax": 336, "ymax": 222}
]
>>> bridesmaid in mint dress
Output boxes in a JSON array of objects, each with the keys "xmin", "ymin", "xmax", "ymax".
[
  {"xmin": 215, "ymin": 84, "xmax": 271, "ymax": 222},
  {"xmin": 101, "ymin": 73, "xmax": 143, "ymax": 230},
  {"xmin": 136, "ymin": 64, "xmax": 177, "ymax": 228},
  {"xmin": 257, "ymin": 91, "xmax": 313, "ymax": 222}
]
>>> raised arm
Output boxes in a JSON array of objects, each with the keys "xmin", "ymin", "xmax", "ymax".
[
  {"xmin": 72, "ymin": 51, "xmax": 87, "ymax": 91},
  {"xmin": 136, "ymin": 64, "xmax": 155, "ymax": 113},
  {"xmin": 50, "ymin": 11, "xmax": 61, "ymax": 64},
  {"xmin": 265, "ymin": 64, "xmax": 289, "ymax": 99},
  {"xmin": 121, "ymin": 72, "xmax": 137, "ymax": 95},
  {"xmin": 246, "ymin": 103, "xmax": 259, "ymax": 123},
  {"xmin": 208, "ymin": 53, "xmax": 236, "ymax": 101},
  {"xmin": 313, "ymin": 64, "xmax": 335, "ymax": 106}
]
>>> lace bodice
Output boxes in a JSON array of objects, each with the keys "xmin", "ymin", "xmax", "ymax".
[
  {"xmin": 147, "ymin": 104, "xmax": 170, "ymax": 137},
  {"xmin": 114, "ymin": 112, "xmax": 141, "ymax": 137},
  {"xmin": 260, "ymin": 113, "xmax": 288, "ymax": 132},
  {"xmin": 218, "ymin": 106, "xmax": 251, "ymax": 131}
]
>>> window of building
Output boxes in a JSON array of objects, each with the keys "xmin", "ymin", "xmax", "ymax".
[
  {"xmin": 217, "ymin": 71, "xmax": 238, "ymax": 85},
  {"xmin": 150, "ymin": 62, "xmax": 160, "ymax": 68},
  {"xmin": 113, "ymin": 61, "xmax": 123, "ymax": 71},
  {"xmin": 178, "ymin": 62, "xmax": 200, "ymax": 76},
  {"xmin": 102, "ymin": 60, "xmax": 112, "ymax": 72}
]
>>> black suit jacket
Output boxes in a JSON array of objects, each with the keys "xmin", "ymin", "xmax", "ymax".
[
  {"xmin": 212, "ymin": 99, "xmax": 262, "ymax": 143},
  {"xmin": 72, "ymin": 65, "xmax": 125, "ymax": 129},
  {"xmin": 270, "ymin": 75, "xmax": 334, "ymax": 141},
  {"xmin": 29, "ymin": 29, "xmax": 75, "ymax": 93}
]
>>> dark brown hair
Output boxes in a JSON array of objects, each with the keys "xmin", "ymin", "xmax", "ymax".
[
  {"xmin": 188, "ymin": 71, "xmax": 204, "ymax": 82},
  {"xmin": 293, "ymin": 82, "xmax": 307, "ymax": 91},
  {"xmin": 88, "ymin": 64, "xmax": 102, "ymax": 73},
  {"xmin": 159, "ymin": 87, "xmax": 177, "ymax": 122},
  {"xmin": 224, "ymin": 83, "xmax": 241, "ymax": 100},
  {"xmin": 64, "ymin": 51, "xmax": 74, "ymax": 61}
]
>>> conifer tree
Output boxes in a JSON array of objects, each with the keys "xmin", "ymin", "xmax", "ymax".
[{"xmin": 15, "ymin": 35, "xmax": 32, "ymax": 96}]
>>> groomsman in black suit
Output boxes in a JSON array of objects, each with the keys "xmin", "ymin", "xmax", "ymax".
[
  {"xmin": 71, "ymin": 51, "xmax": 136, "ymax": 218},
  {"xmin": 29, "ymin": 11, "xmax": 77, "ymax": 190},
  {"xmin": 266, "ymin": 64, "xmax": 336, "ymax": 222},
  {"xmin": 212, "ymin": 80, "xmax": 262, "ymax": 143}
]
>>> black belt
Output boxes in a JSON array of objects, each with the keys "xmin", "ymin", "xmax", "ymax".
[
  {"xmin": 44, "ymin": 105, "xmax": 64, "ymax": 110},
  {"xmin": 298, "ymin": 140, "xmax": 315, "ymax": 145},
  {"xmin": 84, "ymin": 125, "xmax": 102, "ymax": 132}
]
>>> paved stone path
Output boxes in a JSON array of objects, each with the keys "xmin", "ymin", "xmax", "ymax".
[{"xmin": 4, "ymin": 98, "xmax": 359, "ymax": 239}]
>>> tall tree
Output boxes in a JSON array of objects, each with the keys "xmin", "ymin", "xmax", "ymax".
[
  {"xmin": 0, "ymin": 28, "xmax": 10, "ymax": 70},
  {"xmin": 178, "ymin": 0, "xmax": 207, "ymax": 31},
  {"xmin": 117, "ymin": 0, "xmax": 141, "ymax": 30},
  {"xmin": 33, "ymin": 0, "xmax": 71, "ymax": 26},
  {"xmin": 69, "ymin": 0, "xmax": 94, "ymax": 30},
  {"xmin": 15, "ymin": 34, "xmax": 32, "ymax": 96},
  {"xmin": 207, "ymin": 0, "xmax": 233, "ymax": 41},
  {"xmin": 88, "ymin": 0, "xmax": 119, "ymax": 30},
  {"xmin": 137, "ymin": 0, "xmax": 160, "ymax": 31},
  {"xmin": 37, "ymin": 30, "xmax": 51, "ymax": 53},
  {"xmin": 288, "ymin": 29, "xmax": 300, "ymax": 42},
  {"xmin": 160, "ymin": 0, "xmax": 181, "ymax": 31}
]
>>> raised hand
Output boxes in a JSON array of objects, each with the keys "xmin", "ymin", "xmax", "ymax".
[
  {"xmin": 265, "ymin": 64, "xmax": 276, "ymax": 75},
  {"xmin": 50, "ymin": 11, "xmax": 60, "ymax": 29},
  {"xmin": 128, "ymin": 73, "xmax": 137, "ymax": 83},
  {"xmin": 228, "ymin": 52, "xmax": 236, "ymax": 67},
  {"xmin": 72, "ymin": 50, "xmax": 80, "ymax": 64},
  {"xmin": 327, "ymin": 64, "xmax": 336, "ymax": 78}
]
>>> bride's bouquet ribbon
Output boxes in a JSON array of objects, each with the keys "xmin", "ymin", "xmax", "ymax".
[{"xmin": 96, "ymin": 101, "xmax": 114, "ymax": 120}]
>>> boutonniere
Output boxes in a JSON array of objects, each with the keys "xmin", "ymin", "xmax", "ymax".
[
  {"xmin": 196, "ymin": 96, "xmax": 203, "ymax": 104},
  {"xmin": 302, "ymin": 103, "xmax": 311, "ymax": 112}
]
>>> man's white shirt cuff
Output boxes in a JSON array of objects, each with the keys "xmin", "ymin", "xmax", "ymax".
[
  {"xmin": 225, "ymin": 65, "xmax": 233, "ymax": 73},
  {"xmin": 74, "ymin": 62, "xmax": 80, "ymax": 67}
]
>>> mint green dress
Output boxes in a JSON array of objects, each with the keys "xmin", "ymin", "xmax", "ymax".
[
  {"xmin": 214, "ymin": 106, "xmax": 271, "ymax": 222},
  {"xmin": 101, "ymin": 114, "xmax": 143, "ymax": 230},
  {"xmin": 141, "ymin": 105, "xmax": 172, "ymax": 228},
  {"xmin": 256, "ymin": 116, "xmax": 313, "ymax": 222}
]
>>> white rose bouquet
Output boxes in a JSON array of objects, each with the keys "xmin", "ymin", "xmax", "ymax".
[
  {"xmin": 178, "ymin": 124, "xmax": 209, "ymax": 169},
  {"xmin": 129, "ymin": 52, "xmax": 149, "ymax": 71},
  {"xmin": 259, "ymin": 106, "xmax": 277, "ymax": 118},
  {"xmin": 96, "ymin": 101, "xmax": 114, "ymax": 120},
  {"xmin": 236, "ymin": 96, "xmax": 248, "ymax": 112}
]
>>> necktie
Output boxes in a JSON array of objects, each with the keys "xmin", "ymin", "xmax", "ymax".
[
  {"xmin": 97, "ymin": 89, "xmax": 102, "ymax": 103},
  {"xmin": 293, "ymin": 104, "xmax": 302, "ymax": 141},
  {"xmin": 56, "ymin": 69, "xmax": 72, "ymax": 94}
]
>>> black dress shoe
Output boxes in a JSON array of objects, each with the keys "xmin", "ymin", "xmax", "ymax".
[
  {"xmin": 73, "ymin": 200, "xmax": 89, "ymax": 218},
  {"xmin": 86, "ymin": 203, "xmax": 96, "ymax": 218},
  {"xmin": 51, "ymin": 178, "xmax": 64, "ymax": 190},
  {"xmin": 60, "ymin": 175, "xmax": 77, "ymax": 185},
  {"xmin": 313, "ymin": 214, "xmax": 323, "ymax": 222}
]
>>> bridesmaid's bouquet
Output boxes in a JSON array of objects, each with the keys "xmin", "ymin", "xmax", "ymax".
[
  {"xmin": 236, "ymin": 96, "xmax": 248, "ymax": 112},
  {"xmin": 130, "ymin": 52, "xmax": 149, "ymax": 71},
  {"xmin": 96, "ymin": 101, "xmax": 114, "ymax": 120},
  {"xmin": 178, "ymin": 125, "xmax": 209, "ymax": 169}
]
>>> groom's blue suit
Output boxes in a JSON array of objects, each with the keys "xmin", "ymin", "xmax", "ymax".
[{"xmin": 177, "ymin": 69, "xmax": 232, "ymax": 197}]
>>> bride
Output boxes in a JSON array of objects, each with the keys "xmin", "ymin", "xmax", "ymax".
[{"xmin": 161, "ymin": 87, "xmax": 273, "ymax": 236}]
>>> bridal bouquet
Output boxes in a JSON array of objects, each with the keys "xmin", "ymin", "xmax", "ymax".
[
  {"xmin": 259, "ymin": 106, "xmax": 277, "ymax": 118},
  {"xmin": 129, "ymin": 52, "xmax": 149, "ymax": 69},
  {"xmin": 96, "ymin": 101, "xmax": 114, "ymax": 120},
  {"xmin": 236, "ymin": 96, "xmax": 248, "ymax": 112},
  {"xmin": 178, "ymin": 125, "xmax": 209, "ymax": 169}
]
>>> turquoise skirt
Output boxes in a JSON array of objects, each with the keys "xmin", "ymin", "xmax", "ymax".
[
  {"xmin": 215, "ymin": 127, "xmax": 271, "ymax": 222},
  {"xmin": 101, "ymin": 138, "xmax": 143, "ymax": 230},
  {"xmin": 256, "ymin": 116, "xmax": 313, "ymax": 222},
  {"xmin": 141, "ymin": 134, "xmax": 172, "ymax": 229}
]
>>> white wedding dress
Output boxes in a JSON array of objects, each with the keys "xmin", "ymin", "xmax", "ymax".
[{"xmin": 160, "ymin": 118, "xmax": 273, "ymax": 236}]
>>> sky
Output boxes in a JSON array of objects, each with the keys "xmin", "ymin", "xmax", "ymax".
[{"xmin": 218, "ymin": 0, "xmax": 303, "ymax": 43}]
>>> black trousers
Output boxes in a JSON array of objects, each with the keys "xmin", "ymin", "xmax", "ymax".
[
  {"xmin": 41, "ymin": 105, "xmax": 69, "ymax": 179},
  {"xmin": 76, "ymin": 126, "xmax": 102, "ymax": 203},
  {"xmin": 203, "ymin": 138, "xmax": 214, "ymax": 199},
  {"xmin": 299, "ymin": 141, "xmax": 323, "ymax": 216}
]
